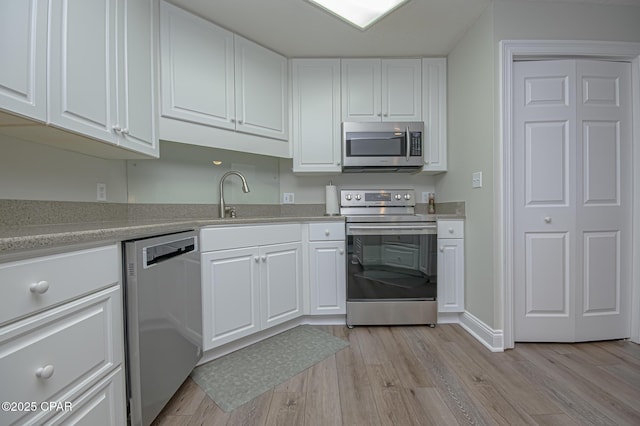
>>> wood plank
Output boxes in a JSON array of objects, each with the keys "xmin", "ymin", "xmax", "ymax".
[
  {"xmin": 305, "ymin": 356, "xmax": 342, "ymax": 426},
  {"xmin": 152, "ymin": 325, "xmax": 640, "ymax": 426}
]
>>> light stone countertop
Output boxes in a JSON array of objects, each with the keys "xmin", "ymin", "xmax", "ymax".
[{"xmin": 0, "ymin": 215, "xmax": 344, "ymax": 260}]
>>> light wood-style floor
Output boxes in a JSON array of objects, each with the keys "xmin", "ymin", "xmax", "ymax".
[{"xmin": 153, "ymin": 324, "xmax": 640, "ymax": 425}]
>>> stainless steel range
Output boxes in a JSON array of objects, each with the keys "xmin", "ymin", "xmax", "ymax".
[{"xmin": 341, "ymin": 189, "xmax": 437, "ymax": 327}]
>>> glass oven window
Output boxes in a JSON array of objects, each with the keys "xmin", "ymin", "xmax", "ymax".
[
  {"xmin": 347, "ymin": 233, "xmax": 437, "ymax": 301},
  {"xmin": 346, "ymin": 132, "xmax": 405, "ymax": 157}
]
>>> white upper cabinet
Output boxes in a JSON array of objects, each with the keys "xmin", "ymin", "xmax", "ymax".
[
  {"xmin": 48, "ymin": 0, "xmax": 119, "ymax": 144},
  {"xmin": 234, "ymin": 37, "xmax": 288, "ymax": 140},
  {"xmin": 0, "ymin": 0, "xmax": 47, "ymax": 123},
  {"xmin": 291, "ymin": 59, "xmax": 342, "ymax": 173},
  {"xmin": 422, "ymin": 58, "xmax": 447, "ymax": 173},
  {"xmin": 159, "ymin": 1, "xmax": 289, "ymax": 146},
  {"xmin": 115, "ymin": 0, "xmax": 159, "ymax": 157},
  {"xmin": 0, "ymin": 0, "xmax": 158, "ymax": 158},
  {"xmin": 159, "ymin": 2, "xmax": 235, "ymax": 130},
  {"xmin": 341, "ymin": 58, "xmax": 421, "ymax": 122}
]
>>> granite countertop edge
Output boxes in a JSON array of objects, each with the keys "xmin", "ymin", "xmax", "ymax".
[
  {"xmin": 0, "ymin": 213, "xmax": 466, "ymax": 258},
  {"xmin": 0, "ymin": 216, "xmax": 345, "ymax": 257}
]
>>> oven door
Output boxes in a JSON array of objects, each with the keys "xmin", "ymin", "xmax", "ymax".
[{"xmin": 346, "ymin": 222, "xmax": 437, "ymax": 302}]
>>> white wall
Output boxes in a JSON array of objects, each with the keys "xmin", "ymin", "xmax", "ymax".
[
  {"xmin": 0, "ymin": 134, "xmax": 127, "ymax": 202},
  {"xmin": 127, "ymin": 141, "xmax": 280, "ymax": 204},
  {"xmin": 437, "ymin": 4, "xmax": 496, "ymax": 328}
]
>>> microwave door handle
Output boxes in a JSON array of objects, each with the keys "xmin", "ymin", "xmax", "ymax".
[{"xmin": 406, "ymin": 127, "xmax": 410, "ymax": 162}]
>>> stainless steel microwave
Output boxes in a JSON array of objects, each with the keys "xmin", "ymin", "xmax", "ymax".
[{"xmin": 342, "ymin": 122, "xmax": 424, "ymax": 172}]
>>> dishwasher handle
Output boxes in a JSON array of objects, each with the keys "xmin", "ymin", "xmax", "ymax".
[{"xmin": 144, "ymin": 236, "xmax": 197, "ymax": 268}]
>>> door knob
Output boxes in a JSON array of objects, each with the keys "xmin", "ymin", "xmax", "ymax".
[{"xmin": 544, "ymin": 217, "xmax": 552, "ymax": 223}]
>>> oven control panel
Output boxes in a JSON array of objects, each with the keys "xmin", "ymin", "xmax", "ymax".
[{"xmin": 340, "ymin": 189, "xmax": 416, "ymax": 207}]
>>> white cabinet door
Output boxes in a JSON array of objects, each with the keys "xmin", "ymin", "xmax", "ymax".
[
  {"xmin": 382, "ymin": 59, "xmax": 422, "ymax": 122},
  {"xmin": 342, "ymin": 58, "xmax": 421, "ymax": 122},
  {"xmin": 48, "ymin": 0, "xmax": 118, "ymax": 144},
  {"xmin": 260, "ymin": 242, "xmax": 302, "ymax": 328},
  {"xmin": 309, "ymin": 241, "xmax": 346, "ymax": 315},
  {"xmin": 116, "ymin": 0, "xmax": 158, "ymax": 157},
  {"xmin": 201, "ymin": 247, "xmax": 260, "ymax": 350},
  {"xmin": 341, "ymin": 59, "xmax": 381, "ymax": 122},
  {"xmin": 234, "ymin": 36, "xmax": 288, "ymax": 141},
  {"xmin": 437, "ymin": 238, "xmax": 464, "ymax": 313},
  {"xmin": 159, "ymin": 1, "xmax": 235, "ymax": 130},
  {"xmin": 0, "ymin": 0, "xmax": 47, "ymax": 122},
  {"xmin": 291, "ymin": 59, "xmax": 342, "ymax": 173},
  {"xmin": 422, "ymin": 58, "xmax": 447, "ymax": 172}
]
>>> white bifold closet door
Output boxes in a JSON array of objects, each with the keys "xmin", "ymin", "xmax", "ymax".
[{"xmin": 513, "ymin": 59, "xmax": 632, "ymax": 342}]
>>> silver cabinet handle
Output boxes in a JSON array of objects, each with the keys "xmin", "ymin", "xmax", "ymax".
[
  {"xmin": 544, "ymin": 217, "xmax": 552, "ymax": 223},
  {"xmin": 122, "ymin": 128, "xmax": 130, "ymax": 135},
  {"xmin": 261, "ymin": 255, "xmax": 266, "ymax": 262},
  {"xmin": 230, "ymin": 118, "xmax": 236, "ymax": 123},
  {"xmin": 30, "ymin": 280, "xmax": 50, "ymax": 294},
  {"xmin": 254, "ymin": 256, "xmax": 259, "ymax": 263},
  {"xmin": 339, "ymin": 249, "xmax": 344, "ymax": 255},
  {"xmin": 439, "ymin": 246, "xmax": 444, "ymax": 252},
  {"xmin": 35, "ymin": 365, "xmax": 54, "ymax": 379},
  {"xmin": 112, "ymin": 125, "xmax": 122, "ymax": 133}
]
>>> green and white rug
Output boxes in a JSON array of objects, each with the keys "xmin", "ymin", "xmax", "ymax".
[{"xmin": 190, "ymin": 325, "xmax": 349, "ymax": 412}]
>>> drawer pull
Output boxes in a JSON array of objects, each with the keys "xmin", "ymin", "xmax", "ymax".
[
  {"xmin": 325, "ymin": 230, "xmax": 330, "ymax": 236},
  {"xmin": 29, "ymin": 280, "xmax": 50, "ymax": 294},
  {"xmin": 35, "ymin": 365, "xmax": 54, "ymax": 380},
  {"xmin": 440, "ymin": 246, "xmax": 445, "ymax": 252},
  {"xmin": 339, "ymin": 249, "xmax": 344, "ymax": 255},
  {"xmin": 254, "ymin": 256, "xmax": 259, "ymax": 263},
  {"xmin": 449, "ymin": 227, "xmax": 454, "ymax": 234}
]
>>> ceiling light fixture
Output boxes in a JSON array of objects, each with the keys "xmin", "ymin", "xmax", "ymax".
[{"xmin": 307, "ymin": 0, "xmax": 410, "ymax": 30}]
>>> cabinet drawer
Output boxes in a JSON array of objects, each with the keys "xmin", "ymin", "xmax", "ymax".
[
  {"xmin": 0, "ymin": 245, "xmax": 119, "ymax": 326},
  {"xmin": 437, "ymin": 220, "xmax": 464, "ymax": 239},
  {"xmin": 200, "ymin": 223, "xmax": 301, "ymax": 251},
  {"xmin": 0, "ymin": 285, "xmax": 123, "ymax": 426},
  {"xmin": 308, "ymin": 222, "xmax": 345, "ymax": 241}
]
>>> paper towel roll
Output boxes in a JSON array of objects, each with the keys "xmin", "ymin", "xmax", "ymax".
[{"xmin": 325, "ymin": 184, "xmax": 339, "ymax": 216}]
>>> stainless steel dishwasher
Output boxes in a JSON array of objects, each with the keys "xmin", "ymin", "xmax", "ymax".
[{"xmin": 124, "ymin": 230, "xmax": 202, "ymax": 426}]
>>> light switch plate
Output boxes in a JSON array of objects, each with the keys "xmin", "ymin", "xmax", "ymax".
[{"xmin": 472, "ymin": 172, "xmax": 482, "ymax": 188}]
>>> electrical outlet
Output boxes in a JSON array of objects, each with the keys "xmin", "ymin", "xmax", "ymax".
[
  {"xmin": 97, "ymin": 183, "xmax": 107, "ymax": 201},
  {"xmin": 421, "ymin": 192, "xmax": 430, "ymax": 203},
  {"xmin": 283, "ymin": 193, "xmax": 295, "ymax": 204},
  {"xmin": 472, "ymin": 172, "xmax": 483, "ymax": 189}
]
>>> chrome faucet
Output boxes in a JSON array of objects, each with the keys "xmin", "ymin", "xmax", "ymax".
[{"xmin": 219, "ymin": 171, "xmax": 250, "ymax": 218}]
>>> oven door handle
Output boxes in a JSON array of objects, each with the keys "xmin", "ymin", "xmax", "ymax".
[{"xmin": 347, "ymin": 223, "xmax": 437, "ymax": 235}]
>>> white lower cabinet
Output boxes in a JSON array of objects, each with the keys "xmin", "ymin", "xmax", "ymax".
[
  {"xmin": 201, "ymin": 225, "xmax": 302, "ymax": 350},
  {"xmin": 437, "ymin": 220, "xmax": 465, "ymax": 313},
  {"xmin": 307, "ymin": 222, "xmax": 346, "ymax": 315},
  {"xmin": 0, "ymin": 245, "xmax": 125, "ymax": 426}
]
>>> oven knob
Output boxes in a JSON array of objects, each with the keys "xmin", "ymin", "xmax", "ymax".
[
  {"xmin": 394, "ymin": 194, "xmax": 402, "ymax": 200},
  {"xmin": 355, "ymin": 194, "xmax": 361, "ymax": 201},
  {"xmin": 345, "ymin": 194, "xmax": 352, "ymax": 201},
  {"xmin": 404, "ymin": 194, "xmax": 411, "ymax": 200}
]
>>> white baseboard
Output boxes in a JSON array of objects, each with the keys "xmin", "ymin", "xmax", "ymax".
[{"xmin": 459, "ymin": 311, "xmax": 504, "ymax": 352}]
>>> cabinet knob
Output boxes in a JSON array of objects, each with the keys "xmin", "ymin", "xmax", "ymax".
[
  {"xmin": 121, "ymin": 128, "xmax": 130, "ymax": 135},
  {"xmin": 112, "ymin": 125, "xmax": 122, "ymax": 133},
  {"xmin": 261, "ymin": 255, "xmax": 267, "ymax": 262},
  {"xmin": 377, "ymin": 112, "xmax": 382, "ymax": 117},
  {"xmin": 324, "ymin": 230, "xmax": 330, "ymax": 236},
  {"xmin": 35, "ymin": 365, "xmax": 54, "ymax": 380},
  {"xmin": 238, "ymin": 119, "xmax": 243, "ymax": 124},
  {"xmin": 29, "ymin": 280, "xmax": 50, "ymax": 294},
  {"xmin": 254, "ymin": 256, "xmax": 259, "ymax": 263},
  {"xmin": 448, "ymin": 227, "xmax": 454, "ymax": 234},
  {"xmin": 544, "ymin": 216, "xmax": 552, "ymax": 223},
  {"xmin": 339, "ymin": 249, "xmax": 344, "ymax": 255},
  {"xmin": 383, "ymin": 113, "xmax": 388, "ymax": 117},
  {"xmin": 230, "ymin": 118, "xmax": 236, "ymax": 123},
  {"xmin": 439, "ymin": 246, "xmax": 444, "ymax": 252}
]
